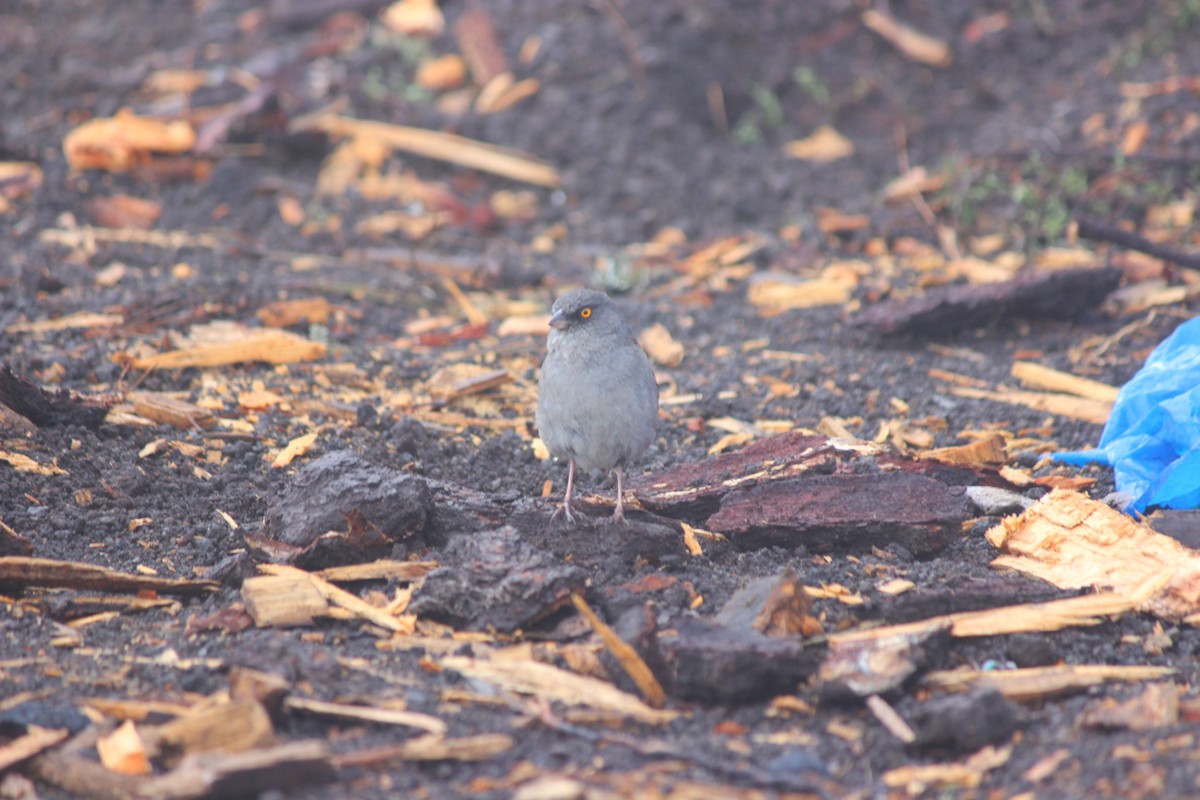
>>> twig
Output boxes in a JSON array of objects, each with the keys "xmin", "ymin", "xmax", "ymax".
[
  {"xmin": 590, "ymin": 0, "xmax": 647, "ymax": 99},
  {"xmin": 1075, "ymin": 215, "xmax": 1200, "ymax": 271}
]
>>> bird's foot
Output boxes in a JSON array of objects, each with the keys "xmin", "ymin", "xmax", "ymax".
[
  {"xmin": 611, "ymin": 492, "xmax": 628, "ymax": 524},
  {"xmin": 550, "ymin": 501, "xmax": 577, "ymax": 524}
]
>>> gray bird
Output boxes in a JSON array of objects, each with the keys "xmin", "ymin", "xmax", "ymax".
[{"xmin": 536, "ymin": 288, "xmax": 659, "ymax": 523}]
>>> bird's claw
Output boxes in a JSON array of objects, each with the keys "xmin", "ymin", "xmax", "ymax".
[{"xmin": 550, "ymin": 502, "xmax": 576, "ymax": 524}]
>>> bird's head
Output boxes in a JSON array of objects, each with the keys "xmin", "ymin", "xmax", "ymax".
[{"xmin": 547, "ymin": 288, "xmax": 616, "ymax": 332}]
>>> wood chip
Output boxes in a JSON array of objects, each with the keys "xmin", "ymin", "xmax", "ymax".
[
  {"xmin": 123, "ymin": 329, "xmax": 326, "ymax": 370},
  {"xmin": 256, "ymin": 297, "xmax": 333, "ymax": 328},
  {"xmin": 315, "ymin": 560, "xmax": 438, "ymax": 582},
  {"xmin": 920, "ymin": 434, "xmax": 1007, "ymax": 468},
  {"xmin": 242, "ymin": 573, "xmax": 330, "ymax": 627},
  {"xmin": 829, "ymin": 590, "xmax": 1143, "ymax": 647},
  {"xmin": 6, "ymin": 311, "xmax": 124, "ymax": 333},
  {"xmin": 284, "ymin": 697, "xmax": 446, "ymax": 735},
  {"xmin": 638, "ymin": 323, "xmax": 684, "ymax": 367},
  {"xmin": 426, "ymin": 364, "xmax": 511, "ymax": 402},
  {"xmin": 129, "ymin": 390, "xmax": 217, "ymax": 429},
  {"xmin": 381, "ymin": 0, "xmax": 445, "ymax": 37},
  {"xmin": 862, "ymin": 9, "xmax": 952, "ymax": 67},
  {"xmin": 147, "ymin": 699, "xmax": 274, "ymax": 760},
  {"xmin": 1010, "ymin": 361, "xmax": 1120, "ymax": 403},
  {"xmin": 924, "ymin": 664, "xmax": 1175, "ymax": 702},
  {"xmin": 333, "ymin": 733, "xmax": 514, "ymax": 767},
  {"xmin": 747, "ymin": 273, "xmax": 855, "ymax": 310},
  {"xmin": 416, "ymin": 54, "xmax": 468, "ymax": 91},
  {"xmin": 63, "ymin": 110, "xmax": 195, "ymax": 172},
  {"xmin": 949, "ymin": 386, "xmax": 1111, "ymax": 424},
  {"xmin": 441, "ymin": 656, "xmax": 678, "ymax": 725},
  {"xmin": 304, "ymin": 116, "xmax": 560, "ymax": 188},
  {"xmin": 784, "ymin": 125, "xmax": 854, "ymax": 162},
  {"xmin": 272, "ymin": 431, "xmax": 318, "ymax": 468},
  {"xmin": 260, "ymin": 564, "xmax": 416, "ymax": 633},
  {"xmin": 866, "ymin": 694, "xmax": 915, "ymax": 743},
  {"xmin": 883, "ymin": 166, "xmax": 945, "ymax": 202},
  {"xmin": 882, "ymin": 745, "xmax": 1010, "ymax": 792},
  {"xmin": 0, "ymin": 451, "xmax": 68, "ymax": 475},
  {"xmin": 571, "ymin": 593, "xmax": 666, "ymax": 708},
  {"xmin": 96, "ymin": 720, "xmax": 151, "ymax": 776},
  {"xmin": 987, "ymin": 488, "xmax": 1200, "ymax": 622}
]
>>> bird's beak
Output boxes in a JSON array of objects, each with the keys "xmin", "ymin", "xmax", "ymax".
[{"xmin": 548, "ymin": 310, "xmax": 569, "ymax": 330}]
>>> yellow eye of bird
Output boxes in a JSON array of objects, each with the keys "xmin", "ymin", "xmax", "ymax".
[{"xmin": 579, "ymin": 307, "xmax": 592, "ymax": 318}]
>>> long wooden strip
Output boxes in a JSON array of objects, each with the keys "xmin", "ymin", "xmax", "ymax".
[{"xmin": 309, "ymin": 116, "xmax": 561, "ymax": 188}]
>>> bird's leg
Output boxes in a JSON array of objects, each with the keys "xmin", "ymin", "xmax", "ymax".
[
  {"xmin": 551, "ymin": 458, "xmax": 577, "ymax": 523},
  {"xmin": 612, "ymin": 464, "xmax": 627, "ymax": 524}
]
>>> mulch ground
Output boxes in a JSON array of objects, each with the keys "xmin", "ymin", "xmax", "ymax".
[{"xmin": 4, "ymin": 1, "xmax": 1200, "ymax": 798}]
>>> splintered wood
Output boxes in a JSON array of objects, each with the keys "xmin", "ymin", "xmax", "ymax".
[
  {"xmin": 440, "ymin": 657, "xmax": 678, "ymax": 725},
  {"xmin": 924, "ymin": 664, "xmax": 1176, "ymax": 702},
  {"xmin": 120, "ymin": 329, "xmax": 327, "ymax": 370},
  {"xmin": 303, "ymin": 116, "xmax": 560, "ymax": 188},
  {"xmin": 0, "ymin": 556, "xmax": 216, "ymax": 596},
  {"xmin": 987, "ymin": 489, "xmax": 1200, "ymax": 623}
]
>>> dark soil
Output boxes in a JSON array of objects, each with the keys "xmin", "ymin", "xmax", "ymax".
[{"xmin": 4, "ymin": 1, "xmax": 1200, "ymax": 798}]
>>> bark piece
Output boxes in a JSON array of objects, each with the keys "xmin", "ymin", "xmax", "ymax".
[
  {"xmin": 0, "ymin": 556, "xmax": 216, "ymax": 596},
  {"xmin": 869, "ymin": 575, "xmax": 1064, "ymax": 625},
  {"xmin": 709, "ymin": 472, "xmax": 970, "ymax": 555},
  {"xmin": 143, "ymin": 740, "xmax": 335, "ymax": 799},
  {"xmin": 657, "ymin": 617, "xmax": 817, "ymax": 704},
  {"xmin": 852, "ymin": 266, "xmax": 1122, "ymax": 335},
  {"xmin": 259, "ymin": 451, "xmax": 431, "ymax": 550},
  {"xmin": 633, "ymin": 431, "xmax": 995, "ymax": 525},
  {"xmin": 426, "ymin": 478, "xmax": 508, "ymax": 539},
  {"xmin": 409, "ymin": 526, "xmax": 585, "ymax": 632},
  {"xmin": 633, "ymin": 432, "xmax": 856, "ymax": 517},
  {"xmin": 910, "ymin": 689, "xmax": 1024, "ymax": 754},
  {"xmin": 453, "ymin": 4, "xmax": 508, "ymax": 85},
  {"xmin": 714, "ymin": 568, "xmax": 823, "ymax": 637},
  {"xmin": 0, "ymin": 364, "xmax": 112, "ymax": 428}
]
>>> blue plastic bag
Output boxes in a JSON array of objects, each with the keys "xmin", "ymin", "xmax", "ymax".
[{"xmin": 1056, "ymin": 316, "xmax": 1200, "ymax": 513}]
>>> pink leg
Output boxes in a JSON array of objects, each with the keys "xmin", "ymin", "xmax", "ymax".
[
  {"xmin": 612, "ymin": 465, "xmax": 627, "ymax": 523},
  {"xmin": 552, "ymin": 458, "xmax": 578, "ymax": 523}
]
